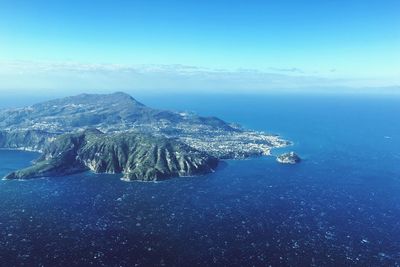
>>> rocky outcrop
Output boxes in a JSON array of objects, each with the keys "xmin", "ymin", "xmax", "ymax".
[
  {"xmin": 4, "ymin": 130, "xmax": 218, "ymax": 181},
  {"xmin": 276, "ymin": 152, "xmax": 301, "ymax": 164}
]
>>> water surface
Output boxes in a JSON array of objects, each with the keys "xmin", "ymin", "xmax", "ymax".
[{"xmin": 1, "ymin": 94, "xmax": 400, "ymax": 266}]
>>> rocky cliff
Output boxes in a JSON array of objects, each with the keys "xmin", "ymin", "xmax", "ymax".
[
  {"xmin": 4, "ymin": 130, "xmax": 218, "ymax": 181},
  {"xmin": 0, "ymin": 130, "xmax": 56, "ymax": 152}
]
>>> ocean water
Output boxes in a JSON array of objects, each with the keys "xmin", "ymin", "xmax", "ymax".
[{"xmin": 1, "ymin": 94, "xmax": 400, "ymax": 266}]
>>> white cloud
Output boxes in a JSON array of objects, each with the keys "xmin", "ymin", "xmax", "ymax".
[{"xmin": 0, "ymin": 60, "xmax": 398, "ymax": 94}]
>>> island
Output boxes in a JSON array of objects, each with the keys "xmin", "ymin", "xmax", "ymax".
[
  {"xmin": 0, "ymin": 92, "xmax": 294, "ymax": 181},
  {"xmin": 276, "ymin": 152, "xmax": 301, "ymax": 164}
]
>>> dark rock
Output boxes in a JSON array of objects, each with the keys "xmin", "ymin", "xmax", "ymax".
[{"xmin": 276, "ymin": 152, "xmax": 301, "ymax": 164}]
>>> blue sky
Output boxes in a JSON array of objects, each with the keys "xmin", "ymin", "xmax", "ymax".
[{"xmin": 0, "ymin": 0, "xmax": 399, "ymax": 93}]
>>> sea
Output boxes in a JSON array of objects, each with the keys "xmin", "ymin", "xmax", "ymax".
[{"xmin": 0, "ymin": 93, "xmax": 400, "ymax": 266}]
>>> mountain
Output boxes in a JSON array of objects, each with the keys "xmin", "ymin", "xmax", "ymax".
[
  {"xmin": 0, "ymin": 92, "xmax": 233, "ymax": 132},
  {"xmin": 4, "ymin": 130, "xmax": 218, "ymax": 181}
]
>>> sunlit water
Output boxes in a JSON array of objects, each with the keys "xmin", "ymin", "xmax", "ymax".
[{"xmin": 1, "ymin": 94, "xmax": 400, "ymax": 266}]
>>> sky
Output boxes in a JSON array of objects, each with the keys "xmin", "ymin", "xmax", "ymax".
[{"xmin": 0, "ymin": 0, "xmax": 399, "ymax": 94}]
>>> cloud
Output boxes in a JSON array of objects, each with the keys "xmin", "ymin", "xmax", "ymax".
[
  {"xmin": 268, "ymin": 67, "xmax": 305, "ymax": 74},
  {"xmin": 0, "ymin": 60, "xmax": 398, "ymax": 94}
]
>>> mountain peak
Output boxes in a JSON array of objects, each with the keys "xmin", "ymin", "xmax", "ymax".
[
  {"xmin": 111, "ymin": 91, "xmax": 131, "ymax": 97},
  {"xmin": 63, "ymin": 92, "xmax": 143, "ymax": 105},
  {"xmin": 26, "ymin": 92, "xmax": 145, "ymax": 112},
  {"xmin": 108, "ymin": 92, "xmax": 145, "ymax": 106}
]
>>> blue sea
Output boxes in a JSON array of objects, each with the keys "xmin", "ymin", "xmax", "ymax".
[{"xmin": 1, "ymin": 94, "xmax": 400, "ymax": 266}]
